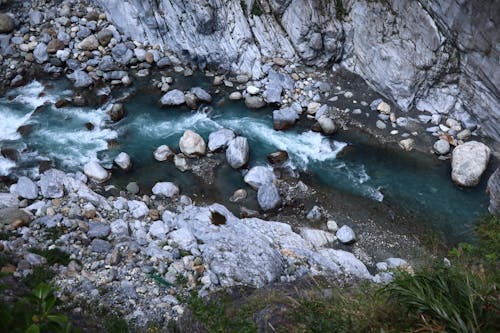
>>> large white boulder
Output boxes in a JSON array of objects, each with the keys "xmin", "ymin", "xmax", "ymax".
[
  {"xmin": 152, "ymin": 182, "xmax": 179, "ymax": 198},
  {"xmin": 451, "ymin": 141, "xmax": 490, "ymax": 187},
  {"xmin": 83, "ymin": 162, "xmax": 110, "ymax": 183},
  {"xmin": 226, "ymin": 137, "xmax": 249, "ymax": 169},
  {"xmin": 179, "ymin": 130, "xmax": 206, "ymax": 157}
]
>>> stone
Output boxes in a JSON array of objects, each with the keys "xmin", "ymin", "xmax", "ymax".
[
  {"xmin": 111, "ymin": 43, "xmax": 133, "ymax": 65},
  {"xmin": 230, "ymin": 189, "xmax": 247, "ymax": 202},
  {"xmin": 16, "ymin": 176, "xmax": 38, "ymax": 199},
  {"xmin": 244, "ymin": 166, "xmax": 276, "ymax": 189},
  {"xmin": 457, "ymin": 129, "xmax": 471, "ymax": 141},
  {"xmin": 126, "ymin": 182, "xmax": 140, "ymax": 194},
  {"xmin": 226, "ymin": 137, "xmax": 249, "ymax": 169},
  {"xmin": 336, "ymin": 225, "xmax": 356, "ymax": 244},
  {"xmin": 451, "ymin": 141, "xmax": 491, "ymax": 187},
  {"xmin": 0, "ymin": 208, "xmax": 32, "ymax": 228},
  {"xmin": 307, "ymin": 102, "xmax": 321, "ymax": 115},
  {"xmin": 208, "ymin": 129, "xmax": 235, "ymax": 152},
  {"xmin": 110, "ymin": 219, "xmax": 129, "ymax": 238},
  {"xmin": 0, "ymin": 13, "xmax": 14, "ymax": 33},
  {"xmin": 184, "ymin": 93, "xmax": 199, "ymax": 109},
  {"xmin": 160, "ymin": 89, "xmax": 185, "ymax": 106},
  {"xmin": 78, "ymin": 35, "xmax": 99, "ymax": 51},
  {"xmin": 257, "ymin": 183, "xmax": 281, "ymax": 211},
  {"xmin": 244, "ymin": 95, "xmax": 266, "ymax": 109},
  {"xmin": 190, "ymin": 87, "xmax": 212, "ymax": 103},
  {"xmin": 377, "ymin": 101, "xmax": 391, "ymax": 115},
  {"xmin": 128, "ymin": 200, "xmax": 149, "ymax": 219},
  {"xmin": 174, "ymin": 154, "xmax": 190, "ymax": 172},
  {"xmin": 169, "ymin": 228, "xmax": 197, "ymax": 251},
  {"xmin": 46, "ymin": 39, "xmax": 65, "ymax": 53},
  {"xmin": 108, "ymin": 103, "xmax": 125, "ymax": 121},
  {"xmin": 88, "ymin": 222, "xmax": 111, "ymax": 239},
  {"xmin": 487, "ymin": 168, "xmax": 500, "ymax": 215},
  {"xmin": 154, "ymin": 145, "xmax": 175, "ymax": 161},
  {"xmin": 267, "ymin": 151, "xmax": 289, "ymax": 165},
  {"xmin": 317, "ymin": 116, "xmax": 337, "ymax": 135},
  {"xmin": 306, "ymin": 206, "xmax": 323, "ymax": 222},
  {"xmin": 376, "ymin": 120, "xmax": 387, "ymax": 129},
  {"xmin": 386, "ymin": 258, "xmax": 409, "ymax": 269},
  {"xmin": 319, "ymin": 249, "xmax": 371, "ymax": 279},
  {"xmin": 149, "ymin": 220, "xmax": 168, "ymax": 239},
  {"xmin": 34, "ymin": 43, "xmax": 49, "ymax": 64},
  {"xmin": 433, "ymin": 139, "xmax": 450, "ymax": 155},
  {"xmin": 152, "ymin": 182, "xmax": 179, "ymax": 198},
  {"xmin": 91, "ymin": 239, "xmax": 112, "ymax": 253},
  {"xmin": 96, "ymin": 29, "xmax": 113, "ymax": 46},
  {"xmin": 83, "ymin": 162, "xmax": 110, "ymax": 183},
  {"xmin": 273, "ymin": 107, "xmax": 298, "ymax": 130},
  {"xmin": 67, "ymin": 70, "xmax": 93, "ymax": 88},
  {"xmin": 229, "ymin": 92, "xmax": 242, "ymax": 100},
  {"xmin": 114, "ymin": 152, "xmax": 132, "ymax": 170},
  {"xmin": 327, "ymin": 220, "xmax": 339, "ymax": 232},
  {"xmin": 299, "ymin": 228, "xmax": 336, "ymax": 249},
  {"xmin": 179, "ymin": 130, "xmax": 206, "ymax": 157},
  {"xmin": 40, "ymin": 169, "xmax": 65, "ymax": 198},
  {"xmin": 399, "ymin": 138, "xmax": 415, "ymax": 151},
  {"xmin": 246, "ymin": 86, "xmax": 260, "ymax": 95}
]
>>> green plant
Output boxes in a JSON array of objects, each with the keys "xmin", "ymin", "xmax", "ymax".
[
  {"xmin": 104, "ymin": 314, "xmax": 129, "ymax": 333},
  {"xmin": 251, "ymin": 1, "xmax": 263, "ymax": 16},
  {"xmin": 335, "ymin": 0, "xmax": 345, "ymax": 20},
  {"xmin": 0, "ymin": 283, "xmax": 77, "ymax": 333},
  {"xmin": 23, "ymin": 266, "xmax": 56, "ymax": 289}
]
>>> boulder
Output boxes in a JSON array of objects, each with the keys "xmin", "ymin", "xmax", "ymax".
[
  {"xmin": 399, "ymin": 138, "xmax": 414, "ymax": 151},
  {"xmin": 317, "ymin": 116, "xmax": 337, "ymax": 135},
  {"xmin": 306, "ymin": 206, "xmax": 323, "ymax": 221},
  {"xmin": 0, "ymin": 193, "xmax": 19, "ymax": 209},
  {"xmin": 46, "ymin": 39, "xmax": 65, "ymax": 53},
  {"xmin": 487, "ymin": 168, "xmax": 500, "ymax": 215},
  {"xmin": 273, "ymin": 107, "xmax": 298, "ymax": 130},
  {"xmin": 267, "ymin": 150, "xmax": 289, "ymax": 165},
  {"xmin": 184, "ymin": 93, "xmax": 199, "ymax": 109},
  {"xmin": 87, "ymin": 222, "xmax": 111, "ymax": 239},
  {"xmin": 190, "ymin": 87, "xmax": 212, "ymax": 103},
  {"xmin": 152, "ymin": 182, "xmax": 179, "ymax": 198},
  {"xmin": 78, "ymin": 35, "xmax": 99, "ymax": 51},
  {"xmin": 208, "ymin": 128, "xmax": 235, "ymax": 152},
  {"xmin": 0, "ymin": 13, "xmax": 14, "ymax": 33},
  {"xmin": 299, "ymin": 228, "xmax": 336, "ymax": 249},
  {"xmin": 257, "ymin": 182, "xmax": 281, "ymax": 211},
  {"xmin": 226, "ymin": 137, "xmax": 249, "ymax": 169},
  {"xmin": 108, "ymin": 103, "xmax": 125, "ymax": 121},
  {"xmin": 174, "ymin": 154, "xmax": 190, "ymax": 172},
  {"xmin": 336, "ymin": 225, "xmax": 356, "ymax": 244},
  {"xmin": 179, "ymin": 130, "xmax": 206, "ymax": 157},
  {"xmin": 114, "ymin": 152, "xmax": 132, "ymax": 171},
  {"xmin": 111, "ymin": 43, "xmax": 133, "ymax": 65},
  {"xmin": 160, "ymin": 89, "xmax": 185, "ymax": 106},
  {"xmin": 40, "ymin": 169, "xmax": 65, "ymax": 198},
  {"xmin": 67, "ymin": 70, "xmax": 93, "ymax": 88},
  {"xmin": 128, "ymin": 200, "xmax": 149, "ymax": 218},
  {"xmin": 245, "ymin": 95, "xmax": 266, "ymax": 109},
  {"xmin": 153, "ymin": 145, "xmax": 175, "ymax": 161},
  {"xmin": 307, "ymin": 102, "xmax": 321, "ymax": 115},
  {"xmin": 244, "ymin": 166, "xmax": 276, "ymax": 189},
  {"xmin": 34, "ymin": 43, "xmax": 48, "ymax": 64},
  {"xmin": 83, "ymin": 162, "xmax": 110, "ymax": 183},
  {"xmin": 96, "ymin": 28, "xmax": 113, "ymax": 46},
  {"xmin": 451, "ymin": 141, "xmax": 491, "ymax": 187},
  {"xmin": 16, "ymin": 176, "xmax": 38, "ymax": 199},
  {"xmin": 246, "ymin": 86, "xmax": 260, "ymax": 95},
  {"xmin": 377, "ymin": 101, "xmax": 391, "ymax": 114},
  {"xmin": 229, "ymin": 92, "xmax": 242, "ymax": 100}
]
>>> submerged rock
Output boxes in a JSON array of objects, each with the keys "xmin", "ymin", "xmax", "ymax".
[
  {"xmin": 451, "ymin": 141, "xmax": 490, "ymax": 187},
  {"xmin": 179, "ymin": 130, "xmax": 206, "ymax": 157},
  {"xmin": 114, "ymin": 152, "xmax": 132, "ymax": 171},
  {"xmin": 226, "ymin": 137, "xmax": 249, "ymax": 169}
]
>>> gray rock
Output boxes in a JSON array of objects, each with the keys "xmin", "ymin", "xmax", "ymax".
[
  {"xmin": 457, "ymin": 129, "xmax": 471, "ymax": 141},
  {"xmin": 487, "ymin": 168, "xmax": 500, "ymax": 215},
  {"xmin": 299, "ymin": 228, "xmax": 336, "ymax": 249},
  {"xmin": 433, "ymin": 139, "xmax": 451, "ymax": 155},
  {"xmin": 336, "ymin": 225, "xmax": 356, "ymax": 244},
  {"xmin": 244, "ymin": 166, "xmax": 276, "ymax": 190},
  {"xmin": 98, "ymin": 56, "xmax": 116, "ymax": 71},
  {"xmin": 153, "ymin": 145, "xmax": 174, "ymax": 161},
  {"xmin": 190, "ymin": 87, "xmax": 212, "ymax": 102},
  {"xmin": 25, "ymin": 253, "xmax": 46, "ymax": 266},
  {"xmin": 0, "ymin": 193, "xmax": 19, "ymax": 209},
  {"xmin": 83, "ymin": 162, "xmax": 109, "ymax": 183},
  {"xmin": 0, "ymin": 13, "xmax": 14, "ymax": 33},
  {"xmin": 91, "ymin": 239, "xmax": 112, "ymax": 253},
  {"xmin": 152, "ymin": 182, "xmax": 179, "ymax": 198},
  {"xmin": 386, "ymin": 258, "xmax": 409, "ymax": 269},
  {"xmin": 451, "ymin": 141, "xmax": 491, "ymax": 187},
  {"xmin": 169, "ymin": 228, "xmax": 197, "ymax": 251},
  {"xmin": 34, "ymin": 43, "xmax": 49, "ymax": 64},
  {"xmin": 179, "ymin": 130, "xmax": 206, "ymax": 157},
  {"xmin": 126, "ymin": 182, "xmax": 139, "ymax": 194},
  {"xmin": 96, "ymin": 28, "xmax": 113, "ymax": 46},
  {"xmin": 318, "ymin": 116, "xmax": 337, "ymax": 135},
  {"xmin": 245, "ymin": 95, "xmax": 266, "ymax": 109},
  {"xmin": 29, "ymin": 10, "xmax": 43, "ymax": 26},
  {"xmin": 76, "ymin": 26, "xmax": 91, "ymax": 39},
  {"xmin": 273, "ymin": 107, "xmax": 298, "ymax": 130},
  {"xmin": 128, "ymin": 200, "xmax": 149, "ymax": 218},
  {"xmin": 16, "ymin": 176, "xmax": 38, "ymax": 200},
  {"xmin": 0, "ymin": 208, "xmax": 31, "ymax": 227},
  {"xmin": 226, "ymin": 137, "xmax": 249, "ymax": 169},
  {"xmin": 376, "ymin": 120, "xmax": 387, "ymax": 129},
  {"xmin": 110, "ymin": 219, "xmax": 129, "ymax": 238},
  {"xmin": 78, "ymin": 35, "xmax": 99, "ymax": 50},
  {"xmin": 306, "ymin": 206, "xmax": 323, "ymax": 222},
  {"xmin": 88, "ymin": 222, "xmax": 111, "ymax": 239},
  {"xmin": 40, "ymin": 169, "xmax": 65, "ymax": 198},
  {"xmin": 257, "ymin": 183, "xmax": 281, "ymax": 211},
  {"xmin": 208, "ymin": 128, "xmax": 235, "ymax": 152},
  {"xmin": 174, "ymin": 154, "xmax": 190, "ymax": 172},
  {"xmin": 67, "ymin": 70, "xmax": 93, "ymax": 88},
  {"xmin": 149, "ymin": 220, "xmax": 169, "ymax": 240},
  {"xmin": 114, "ymin": 152, "xmax": 132, "ymax": 171},
  {"xmin": 111, "ymin": 43, "xmax": 133, "ymax": 65},
  {"xmin": 160, "ymin": 89, "xmax": 185, "ymax": 106}
]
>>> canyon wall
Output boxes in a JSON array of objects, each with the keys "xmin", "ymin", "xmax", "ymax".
[{"xmin": 94, "ymin": 0, "xmax": 499, "ymax": 141}]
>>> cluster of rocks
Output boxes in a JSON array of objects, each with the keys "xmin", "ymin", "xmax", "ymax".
[{"xmin": 0, "ymin": 169, "xmax": 410, "ymax": 326}]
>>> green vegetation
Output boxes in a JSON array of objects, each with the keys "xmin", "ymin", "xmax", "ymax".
[
  {"xmin": 251, "ymin": 1, "xmax": 263, "ymax": 16},
  {"xmin": 335, "ymin": 0, "xmax": 345, "ymax": 20},
  {"xmin": 23, "ymin": 266, "xmax": 56, "ymax": 289},
  {"xmin": 104, "ymin": 315, "xmax": 129, "ymax": 333},
  {"xmin": 0, "ymin": 282, "xmax": 77, "ymax": 333},
  {"xmin": 28, "ymin": 248, "xmax": 71, "ymax": 266},
  {"xmin": 185, "ymin": 215, "xmax": 500, "ymax": 332}
]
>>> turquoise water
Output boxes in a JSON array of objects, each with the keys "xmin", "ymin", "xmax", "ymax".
[{"xmin": 0, "ymin": 77, "xmax": 491, "ymax": 241}]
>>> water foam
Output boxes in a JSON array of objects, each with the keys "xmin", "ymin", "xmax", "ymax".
[{"xmin": 0, "ymin": 156, "xmax": 16, "ymax": 176}]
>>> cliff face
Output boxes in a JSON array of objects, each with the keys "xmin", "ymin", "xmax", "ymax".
[{"xmin": 94, "ymin": 0, "xmax": 499, "ymax": 141}]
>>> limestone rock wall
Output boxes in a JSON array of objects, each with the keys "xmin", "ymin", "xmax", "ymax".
[{"xmin": 94, "ymin": 0, "xmax": 499, "ymax": 141}]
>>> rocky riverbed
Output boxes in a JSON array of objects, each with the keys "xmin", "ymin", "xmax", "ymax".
[{"xmin": 0, "ymin": 0, "xmax": 499, "ymax": 330}]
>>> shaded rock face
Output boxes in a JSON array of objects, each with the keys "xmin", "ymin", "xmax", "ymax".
[{"xmin": 96, "ymin": 0, "xmax": 499, "ymax": 141}]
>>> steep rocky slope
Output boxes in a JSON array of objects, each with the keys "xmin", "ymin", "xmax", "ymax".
[{"xmin": 94, "ymin": 0, "xmax": 499, "ymax": 141}]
